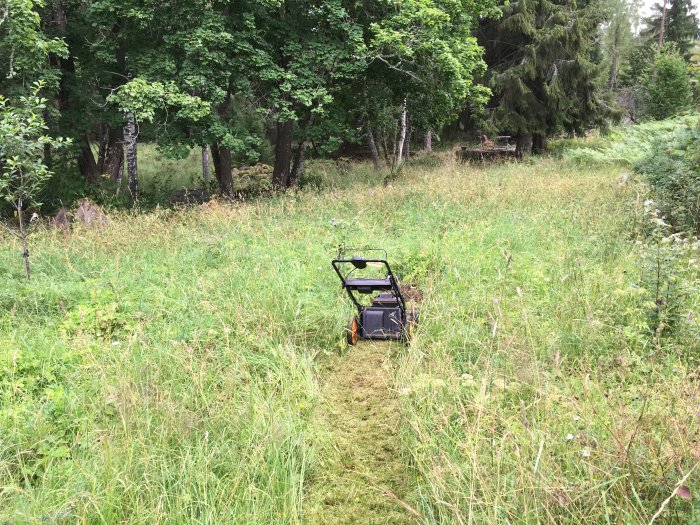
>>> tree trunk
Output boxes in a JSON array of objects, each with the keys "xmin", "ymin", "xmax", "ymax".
[
  {"xmin": 659, "ymin": 0, "xmax": 667, "ymax": 48},
  {"xmin": 43, "ymin": 107, "xmax": 53, "ymax": 170},
  {"xmin": 380, "ymin": 131, "xmax": 390, "ymax": 165},
  {"xmin": 104, "ymin": 125, "xmax": 124, "ymax": 186},
  {"xmin": 424, "ymin": 129, "xmax": 433, "ymax": 153},
  {"xmin": 17, "ymin": 197, "xmax": 30, "ymax": 280},
  {"xmin": 54, "ymin": 2, "xmax": 103, "ymax": 186},
  {"xmin": 288, "ymin": 114, "xmax": 315, "ymax": 187},
  {"xmin": 97, "ymin": 123, "xmax": 109, "ymax": 174},
  {"xmin": 202, "ymin": 145, "xmax": 211, "ymax": 184},
  {"xmin": 272, "ymin": 119, "xmax": 294, "ymax": 188},
  {"xmin": 212, "ymin": 143, "xmax": 233, "ymax": 196},
  {"xmin": 608, "ymin": 53, "xmax": 619, "ymax": 90},
  {"xmin": 532, "ymin": 134, "xmax": 548, "ymax": 154},
  {"xmin": 124, "ymin": 112, "xmax": 138, "ymax": 199},
  {"xmin": 289, "ymin": 140, "xmax": 308, "ymax": 188},
  {"xmin": 367, "ymin": 124, "xmax": 380, "ymax": 170},
  {"xmin": 404, "ymin": 116, "xmax": 411, "ymax": 160},
  {"xmin": 77, "ymin": 135, "xmax": 98, "ymax": 183},
  {"xmin": 516, "ymin": 133, "xmax": 533, "ymax": 155},
  {"xmin": 396, "ymin": 99, "xmax": 408, "ymax": 165},
  {"xmin": 212, "ymin": 92, "xmax": 234, "ymax": 196}
]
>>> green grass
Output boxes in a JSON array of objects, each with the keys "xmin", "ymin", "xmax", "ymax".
[
  {"xmin": 1, "ymin": 151, "xmax": 699, "ymax": 523},
  {"xmin": 134, "ymin": 144, "xmax": 388, "ymax": 203},
  {"xmin": 553, "ymin": 113, "xmax": 698, "ymax": 167}
]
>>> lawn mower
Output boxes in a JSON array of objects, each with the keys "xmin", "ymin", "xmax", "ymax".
[{"xmin": 332, "ymin": 248, "xmax": 417, "ymax": 345}]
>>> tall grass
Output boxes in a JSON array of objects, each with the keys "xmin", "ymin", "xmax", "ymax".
[
  {"xmin": 556, "ymin": 114, "xmax": 698, "ymax": 167},
  {"xmin": 1, "ymin": 151, "xmax": 698, "ymax": 523}
]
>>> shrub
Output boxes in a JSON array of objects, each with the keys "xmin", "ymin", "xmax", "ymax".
[
  {"xmin": 559, "ymin": 116, "xmax": 691, "ymax": 167},
  {"xmin": 643, "ymin": 51, "xmax": 693, "ymax": 120},
  {"xmin": 635, "ymin": 120, "xmax": 700, "ymax": 233}
]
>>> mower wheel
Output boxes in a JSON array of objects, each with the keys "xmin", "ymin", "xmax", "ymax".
[{"xmin": 346, "ymin": 316, "xmax": 360, "ymax": 346}]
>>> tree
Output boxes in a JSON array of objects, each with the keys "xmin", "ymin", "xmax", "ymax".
[
  {"xmin": 259, "ymin": 0, "xmax": 365, "ymax": 189},
  {"xmin": 0, "ymin": 86, "xmax": 69, "ymax": 278},
  {"xmin": 0, "ymin": 0, "xmax": 66, "ymax": 94},
  {"xmin": 643, "ymin": 0, "xmax": 699, "ymax": 58},
  {"xmin": 475, "ymin": 0, "xmax": 614, "ymax": 153},
  {"xmin": 643, "ymin": 49, "xmax": 692, "ymax": 119},
  {"xmin": 603, "ymin": 0, "xmax": 635, "ymax": 90},
  {"xmin": 331, "ymin": 0, "xmax": 497, "ymax": 170},
  {"xmin": 106, "ymin": 78, "xmax": 210, "ymax": 199}
]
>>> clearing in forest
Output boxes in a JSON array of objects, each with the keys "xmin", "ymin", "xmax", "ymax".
[{"xmin": 2, "ymin": 155, "xmax": 699, "ymax": 524}]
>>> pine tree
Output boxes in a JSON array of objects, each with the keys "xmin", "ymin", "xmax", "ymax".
[{"xmin": 643, "ymin": 0, "xmax": 699, "ymax": 58}]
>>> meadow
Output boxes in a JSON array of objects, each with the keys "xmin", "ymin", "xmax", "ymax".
[{"xmin": 1, "ymin": 147, "xmax": 699, "ymax": 523}]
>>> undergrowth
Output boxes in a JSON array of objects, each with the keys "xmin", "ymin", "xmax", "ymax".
[{"xmin": 555, "ymin": 114, "xmax": 697, "ymax": 167}]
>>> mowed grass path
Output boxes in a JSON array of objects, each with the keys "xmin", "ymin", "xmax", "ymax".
[{"xmin": 1, "ymin": 157, "xmax": 699, "ymax": 523}]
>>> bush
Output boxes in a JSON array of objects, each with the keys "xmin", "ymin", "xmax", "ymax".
[
  {"xmin": 635, "ymin": 120, "xmax": 700, "ymax": 233},
  {"xmin": 643, "ymin": 51, "xmax": 693, "ymax": 120}
]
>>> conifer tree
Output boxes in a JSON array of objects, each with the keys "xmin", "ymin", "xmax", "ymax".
[
  {"xmin": 476, "ymin": 0, "xmax": 613, "ymax": 154},
  {"xmin": 643, "ymin": 0, "xmax": 699, "ymax": 58}
]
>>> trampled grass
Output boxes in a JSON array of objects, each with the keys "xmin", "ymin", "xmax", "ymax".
[{"xmin": 1, "ymin": 153, "xmax": 699, "ymax": 523}]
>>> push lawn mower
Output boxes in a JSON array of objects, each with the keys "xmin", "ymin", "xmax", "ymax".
[{"xmin": 332, "ymin": 248, "xmax": 417, "ymax": 345}]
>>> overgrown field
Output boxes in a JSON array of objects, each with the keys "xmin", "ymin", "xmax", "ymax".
[{"xmin": 1, "ymin": 153, "xmax": 699, "ymax": 523}]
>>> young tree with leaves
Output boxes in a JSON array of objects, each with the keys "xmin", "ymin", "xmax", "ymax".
[
  {"xmin": 0, "ymin": 86, "xmax": 69, "ymax": 278},
  {"xmin": 644, "ymin": 49, "xmax": 693, "ymax": 119}
]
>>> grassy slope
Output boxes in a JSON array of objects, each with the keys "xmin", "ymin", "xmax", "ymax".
[{"xmin": 1, "ymin": 155, "xmax": 699, "ymax": 523}]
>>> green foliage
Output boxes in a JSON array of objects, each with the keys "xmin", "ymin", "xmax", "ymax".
[
  {"xmin": 61, "ymin": 289, "xmax": 134, "ymax": 339},
  {"xmin": 637, "ymin": 202, "xmax": 699, "ymax": 345},
  {"xmin": 602, "ymin": 0, "xmax": 635, "ymax": 89},
  {"xmin": 107, "ymin": 78, "xmax": 210, "ymax": 124},
  {"xmin": 619, "ymin": 42, "xmax": 660, "ymax": 88},
  {"xmin": 0, "ymin": 84, "xmax": 69, "ymax": 213},
  {"xmin": 475, "ymin": 0, "xmax": 615, "ymax": 148},
  {"xmin": 369, "ymin": 0, "xmax": 498, "ymax": 127},
  {"xmin": 559, "ymin": 114, "xmax": 693, "ymax": 166},
  {"xmin": 0, "ymin": 0, "xmax": 66, "ymax": 93},
  {"xmin": 635, "ymin": 119, "xmax": 700, "ymax": 233},
  {"xmin": 642, "ymin": 0, "xmax": 699, "ymax": 58},
  {"xmin": 643, "ymin": 50, "xmax": 693, "ymax": 120}
]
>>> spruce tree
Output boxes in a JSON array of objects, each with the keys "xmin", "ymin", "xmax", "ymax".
[{"xmin": 476, "ymin": 0, "xmax": 612, "ymax": 153}]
